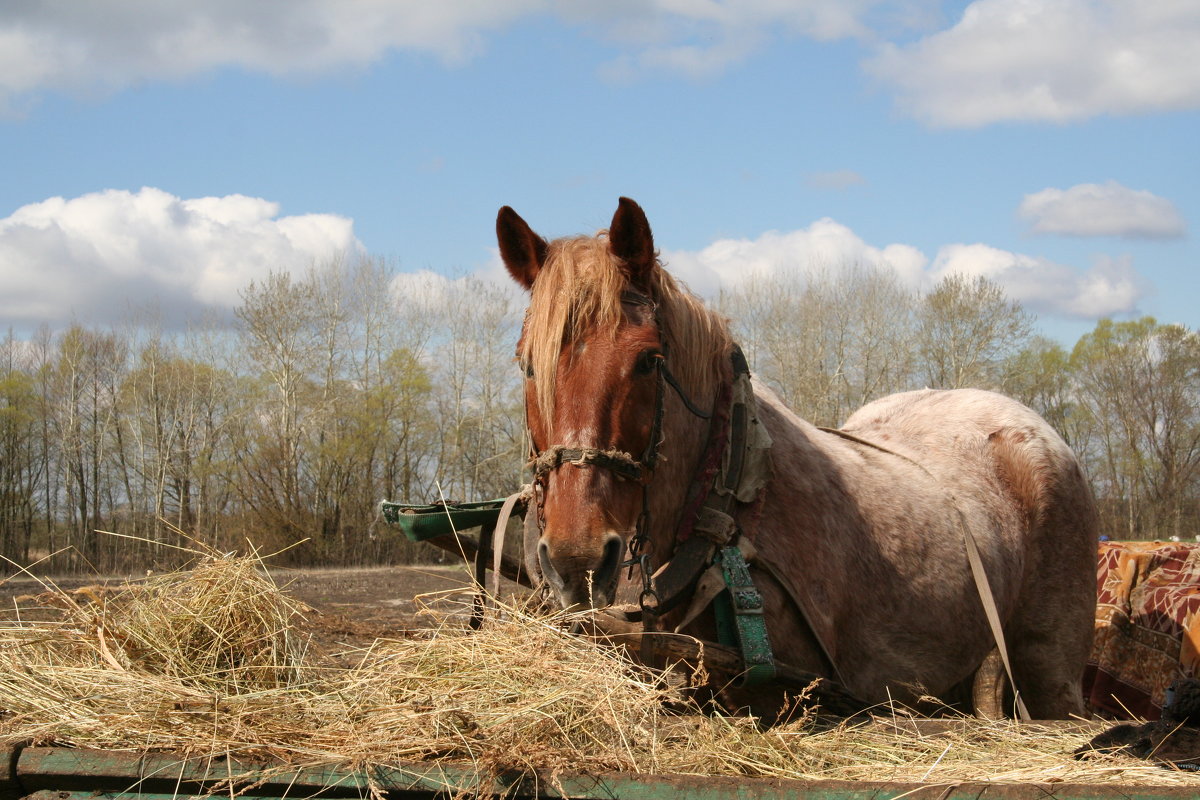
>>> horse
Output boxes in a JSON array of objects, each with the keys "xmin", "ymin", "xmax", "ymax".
[{"xmin": 497, "ymin": 197, "xmax": 1098, "ymax": 719}]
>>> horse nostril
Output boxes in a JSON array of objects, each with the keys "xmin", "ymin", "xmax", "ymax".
[
  {"xmin": 594, "ymin": 533, "xmax": 624, "ymax": 590},
  {"xmin": 537, "ymin": 538, "xmax": 566, "ymax": 593}
]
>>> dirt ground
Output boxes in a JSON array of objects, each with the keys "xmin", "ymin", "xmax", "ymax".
[{"xmin": 0, "ymin": 562, "xmax": 523, "ymax": 649}]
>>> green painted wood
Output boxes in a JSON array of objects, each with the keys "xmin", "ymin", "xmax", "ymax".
[
  {"xmin": 379, "ymin": 499, "xmax": 506, "ymax": 541},
  {"xmin": 0, "ymin": 748, "xmax": 20, "ymax": 800},
  {"xmin": 10, "ymin": 747, "xmax": 1200, "ymax": 800}
]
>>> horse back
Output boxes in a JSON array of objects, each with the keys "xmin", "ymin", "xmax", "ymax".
[{"xmin": 841, "ymin": 387, "xmax": 1093, "ymax": 534}]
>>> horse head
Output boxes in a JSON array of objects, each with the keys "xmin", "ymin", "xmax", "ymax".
[{"xmin": 497, "ymin": 198, "xmax": 699, "ymax": 609}]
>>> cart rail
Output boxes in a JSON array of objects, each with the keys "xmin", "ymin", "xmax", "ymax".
[{"xmin": 2, "ymin": 744, "xmax": 1192, "ymax": 800}]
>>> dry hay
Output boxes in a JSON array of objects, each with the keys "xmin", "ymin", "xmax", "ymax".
[{"xmin": 0, "ymin": 553, "xmax": 1195, "ymax": 790}]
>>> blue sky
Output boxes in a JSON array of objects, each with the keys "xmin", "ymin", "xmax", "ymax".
[{"xmin": 1, "ymin": 1, "xmax": 1196, "ymax": 344}]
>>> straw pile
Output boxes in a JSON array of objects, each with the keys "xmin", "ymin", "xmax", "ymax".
[{"xmin": 0, "ymin": 553, "xmax": 1195, "ymax": 789}]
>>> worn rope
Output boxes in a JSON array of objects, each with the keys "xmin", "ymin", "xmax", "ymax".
[{"xmin": 528, "ymin": 444, "xmax": 646, "ymax": 482}]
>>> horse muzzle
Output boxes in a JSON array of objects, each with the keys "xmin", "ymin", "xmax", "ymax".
[{"xmin": 536, "ymin": 531, "xmax": 624, "ymax": 609}]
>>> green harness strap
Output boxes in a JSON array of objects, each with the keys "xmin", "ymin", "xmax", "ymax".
[{"xmin": 711, "ymin": 544, "xmax": 776, "ymax": 688}]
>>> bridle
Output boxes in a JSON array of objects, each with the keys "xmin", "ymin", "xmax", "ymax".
[
  {"xmin": 525, "ymin": 288, "xmax": 712, "ymax": 607},
  {"xmin": 516, "ymin": 288, "xmax": 783, "ymax": 689}
]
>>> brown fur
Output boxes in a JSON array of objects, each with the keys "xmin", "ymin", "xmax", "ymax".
[{"xmin": 499, "ymin": 199, "xmax": 1098, "ymax": 718}]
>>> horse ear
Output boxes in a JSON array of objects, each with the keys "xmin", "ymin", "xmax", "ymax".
[
  {"xmin": 609, "ymin": 197, "xmax": 656, "ymax": 291},
  {"xmin": 497, "ymin": 206, "xmax": 548, "ymax": 290}
]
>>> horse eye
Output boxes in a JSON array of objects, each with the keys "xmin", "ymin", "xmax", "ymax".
[
  {"xmin": 519, "ymin": 360, "xmax": 533, "ymax": 379},
  {"xmin": 634, "ymin": 349, "xmax": 661, "ymax": 376}
]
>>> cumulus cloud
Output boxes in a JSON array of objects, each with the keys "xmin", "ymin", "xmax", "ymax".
[
  {"xmin": 658, "ymin": 219, "xmax": 1144, "ymax": 320},
  {"xmin": 866, "ymin": 0, "xmax": 1200, "ymax": 127},
  {"xmin": 0, "ymin": 1, "xmax": 901, "ymax": 109},
  {"xmin": 388, "ymin": 270, "xmax": 471, "ymax": 314},
  {"xmin": 5, "ymin": 2, "xmax": 1195, "ymax": 124},
  {"xmin": 663, "ymin": 218, "xmax": 928, "ymax": 297},
  {"xmin": 929, "ymin": 243, "xmax": 1144, "ymax": 318},
  {"xmin": 585, "ymin": 0, "xmax": 887, "ymax": 80},
  {"xmin": 391, "ymin": 218, "xmax": 1142, "ymax": 325},
  {"xmin": 0, "ymin": 2, "xmax": 544, "ymax": 111},
  {"xmin": 1018, "ymin": 181, "xmax": 1187, "ymax": 239},
  {"xmin": 0, "ymin": 187, "xmax": 361, "ymax": 327}
]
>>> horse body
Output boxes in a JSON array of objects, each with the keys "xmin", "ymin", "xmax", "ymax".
[
  {"xmin": 747, "ymin": 382, "xmax": 1096, "ymax": 716},
  {"xmin": 498, "ymin": 197, "xmax": 1097, "ymax": 719}
]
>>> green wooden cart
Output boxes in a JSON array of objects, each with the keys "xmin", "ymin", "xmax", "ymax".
[{"xmin": 3, "ymin": 745, "xmax": 1192, "ymax": 800}]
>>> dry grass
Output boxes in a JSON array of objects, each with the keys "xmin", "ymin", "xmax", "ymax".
[{"xmin": 0, "ymin": 552, "xmax": 1195, "ymax": 789}]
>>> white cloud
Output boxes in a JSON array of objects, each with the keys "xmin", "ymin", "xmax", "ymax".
[
  {"xmin": 6, "ymin": 1, "xmax": 1195, "ymax": 125},
  {"xmin": 388, "ymin": 265, "xmax": 525, "ymax": 317},
  {"xmin": 929, "ymin": 243, "xmax": 1143, "ymax": 318},
  {"xmin": 663, "ymin": 218, "xmax": 928, "ymax": 297},
  {"xmin": 0, "ymin": 187, "xmax": 361, "ymax": 326},
  {"xmin": 866, "ymin": 0, "xmax": 1200, "ymax": 127},
  {"xmin": 0, "ymin": 2, "xmax": 904, "ymax": 108},
  {"xmin": 388, "ymin": 270, "xmax": 463, "ymax": 312},
  {"xmin": 1019, "ymin": 181, "xmax": 1187, "ymax": 239},
  {"xmin": 585, "ymin": 0, "xmax": 888, "ymax": 79},
  {"xmin": 0, "ymin": 2, "xmax": 545, "ymax": 111},
  {"xmin": 659, "ymin": 219, "xmax": 1145, "ymax": 320}
]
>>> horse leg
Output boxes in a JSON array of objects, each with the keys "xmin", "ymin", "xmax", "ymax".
[
  {"xmin": 980, "ymin": 424, "xmax": 1097, "ymax": 719},
  {"xmin": 1007, "ymin": 498, "xmax": 1097, "ymax": 719}
]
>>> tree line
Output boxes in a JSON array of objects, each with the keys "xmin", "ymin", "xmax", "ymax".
[
  {"xmin": 2, "ymin": 257, "xmax": 1197, "ymax": 573},
  {"xmin": 719, "ymin": 268, "xmax": 1200, "ymax": 543}
]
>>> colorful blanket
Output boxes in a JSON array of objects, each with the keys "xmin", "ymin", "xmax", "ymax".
[{"xmin": 1083, "ymin": 540, "xmax": 1200, "ymax": 719}]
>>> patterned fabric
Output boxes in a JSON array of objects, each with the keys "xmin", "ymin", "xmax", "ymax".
[{"xmin": 1083, "ymin": 540, "xmax": 1200, "ymax": 720}]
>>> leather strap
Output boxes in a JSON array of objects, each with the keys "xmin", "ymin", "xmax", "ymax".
[
  {"xmin": 712, "ymin": 539, "xmax": 776, "ymax": 687},
  {"xmin": 674, "ymin": 564, "xmax": 727, "ymax": 633},
  {"xmin": 957, "ymin": 498, "xmax": 1031, "ymax": 720},
  {"xmin": 645, "ymin": 535, "xmax": 716, "ymax": 615},
  {"xmin": 486, "ymin": 487, "xmax": 530, "ymax": 604}
]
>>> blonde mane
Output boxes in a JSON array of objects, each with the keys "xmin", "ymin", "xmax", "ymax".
[{"xmin": 521, "ymin": 231, "xmax": 733, "ymax": 418}]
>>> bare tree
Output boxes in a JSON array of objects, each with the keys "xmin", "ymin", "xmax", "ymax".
[
  {"xmin": 46, "ymin": 326, "xmax": 128, "ymax": 569},
  {"xmin": 430, "ymin": 276, "xmax": 523, "ymax": 501},
  {"xmin": 120, "ymin": 337, "xmax": 238, "ymax": 556},
  {"xmin": 916, "ymin": 273, "xmax": 1033, "ymax": 390},
  {"xmin": 234, "ymin": 271, "xmax": 325, "ymax": 548},
  {"xmin": 720, "ymin": 265, "xmax": 916, "ymax": 426}
]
